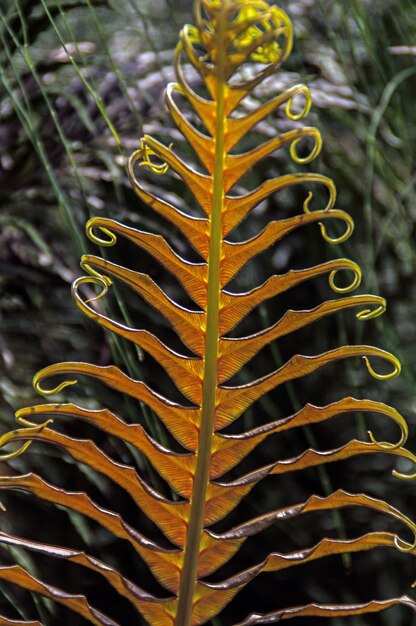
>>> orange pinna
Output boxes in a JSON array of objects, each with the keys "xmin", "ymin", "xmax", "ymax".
[{"xmin": 0, "ymin": 1, "xmax": 415, "ymax": 625}]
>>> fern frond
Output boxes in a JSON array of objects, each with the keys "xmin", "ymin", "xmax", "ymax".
[{"xmin": 1, "ymin": 0, "xmax": 415, "ymax": 625}]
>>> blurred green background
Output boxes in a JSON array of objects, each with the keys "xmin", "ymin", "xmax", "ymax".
[{"xmin": 0, "ymin": 0, "xmax": 415, "ymax": 624}]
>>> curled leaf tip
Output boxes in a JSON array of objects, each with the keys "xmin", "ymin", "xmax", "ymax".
[
  {"xmin": 86, "ymin": 220, "xmax": 117, "ymax": 246},
  {"xmin": 182, "ymin": 24, "xmax": 200, "ymax": 46},
  {"xmin": 73, "ymin": 274, "xmax": 111, "ymax": 305},
  {"xmin": 77, "ymin": 259, "xmax": 113, "ymax": 303},
  {"xmin": 392, "ymin": 469, "xmax": 416, "ymax": 481},
  {"xmin": 303, "ymin": 183, "xmax": 336, "ymax": 218},
  {"xmin": 15, "ymin": 407, "xmax": 39, "ymax": 424},
  {"xmin": 368, "ymin": 423, "xmax": 407, "ymax": 451},
  {"xmin": 0, "ymin": 440, "xmax": 33, "ymax": 462},
  {"xmin": 290, "ymin": 130, "xmax": 322, "ymax": 165},
  {"xmin": 14, "ymin": 408, "xmax": 26, "ymax": 421},
  {"xmin": 80, "ymin": 259, "xmax": 113, "ymax": 287},
  {"xmin": 329, "ymin": 263, "xmax": 361, "ymax": 293},
  {"xmin": 394, "ymin": 527, "xmax": 416, "ymax": 553},
  {"xmin": 303, "ymin": 191, "xmax": 314, "ymax": 213},
  {"xmin": 362, "ymin": 354, "xmax": 401, "ymax": 380},
  {"xmin": 0, "ymin": 418, "xmax": 53, "ymax": 462},
  {"xmin": 286, "ymin": 85, "xmax": 311, "ymax": 121},
  {"xmin": 16, "ymin": 414, "xmax": 54, "ymax": 430},
  {"xmin": 357, "ymin": 300, "xmax": 386, "ymax": 321},
  {"xmin": 138, "ymin": 138, "xmax": 169, "ymax": 175},
  {"xmin": 33, "ymin": 373, "xmax": 78, "ymax": 397},
  {"xmin": 320, "ymin": 214, "xmax": 354, "ymax": 244}
]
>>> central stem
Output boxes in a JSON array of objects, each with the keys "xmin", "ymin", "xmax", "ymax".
[{"xmin": 175, "ymin": 9, "xmax": 227, "ymax": 626}]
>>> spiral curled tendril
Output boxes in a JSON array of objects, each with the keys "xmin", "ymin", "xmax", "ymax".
[
  {"xmin": 302, "ymin": 179, "xmax": 356, "ymax": 246},
  {"xmin": 362, "ymin": 353, "xmax": 401, "ymax": 381},
  {"xmin": 137, "ymin": 138, "xmax": 170, "ymax": 175},
  {"xmin": 367, "ymin": 407, "xmax": 408, "ymax": 451},
  {"xmin": 394, "ymin": 524, "xmax": 416, "ymax": 554},
  {"xmin": 33, "ymin": 370, "xmax": 78, "ymax": 397},
  {"xmin": 184, "ymin": 24, "xmax": 201, "ymax": 47},
  {"xmin": 15, "ymin": 413, "xmax": 48, "ymax": 429},
  {"xmin": 0, "ymin": 439, "xmax": 32, "ymax": 462},
  {"xmin": 0, "ymin": 420, "xmax": 53, "ymax": 462},
  {"xmin": 303, "ymin": 183, "xmax": 337, "ymax": 214},
  {"xmin": 290, "ymin": 130, "xmax": 322, "ymax": 165},
  {"xmin": 329, "ymin": 262, "xmax": 361, "ymax": 294},
  {"xmin": 357, "ymin": 301, "xmax": 387, "ymax": 321},
  {"xmin": 79, "ymin": 259, "xmax": 112, "ymax": 288},
  {"xmin": 393, "ymin": 469, "xmax": 416, "ymax": 481},
  {"xmin": 368, "ymin": 429, "xmax": 407, "ymax": 451},
  {"xmin": 73, "ymin": 258, "xmax": 113, "ymax": 305},
  {"xmin": 303, "ymin": 204, "xmax": 354, "ymax": 246},
  {"xmin": 285, "ymin": 85, "xmax": 312, "ymax": 121},
  {"xmin": 86, "ymin": 219, "xmax": 117, "ymax": 246},
  {"xmin": 73, "ymin": 275, "xmax": 110, "ymax": 305},
  {"xmin": 323, "ymin": 216, "xmax": 354, "ymax": 243}
]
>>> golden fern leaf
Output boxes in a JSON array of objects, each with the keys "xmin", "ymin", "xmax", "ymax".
[{"xmin": 1, "ymin": 0, "xmax": 415, "ymax": 624}]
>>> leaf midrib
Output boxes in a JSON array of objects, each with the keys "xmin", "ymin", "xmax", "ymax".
[{"xmin": 175, "ymin": 5, "xmax": 227, "ymax": 625}]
